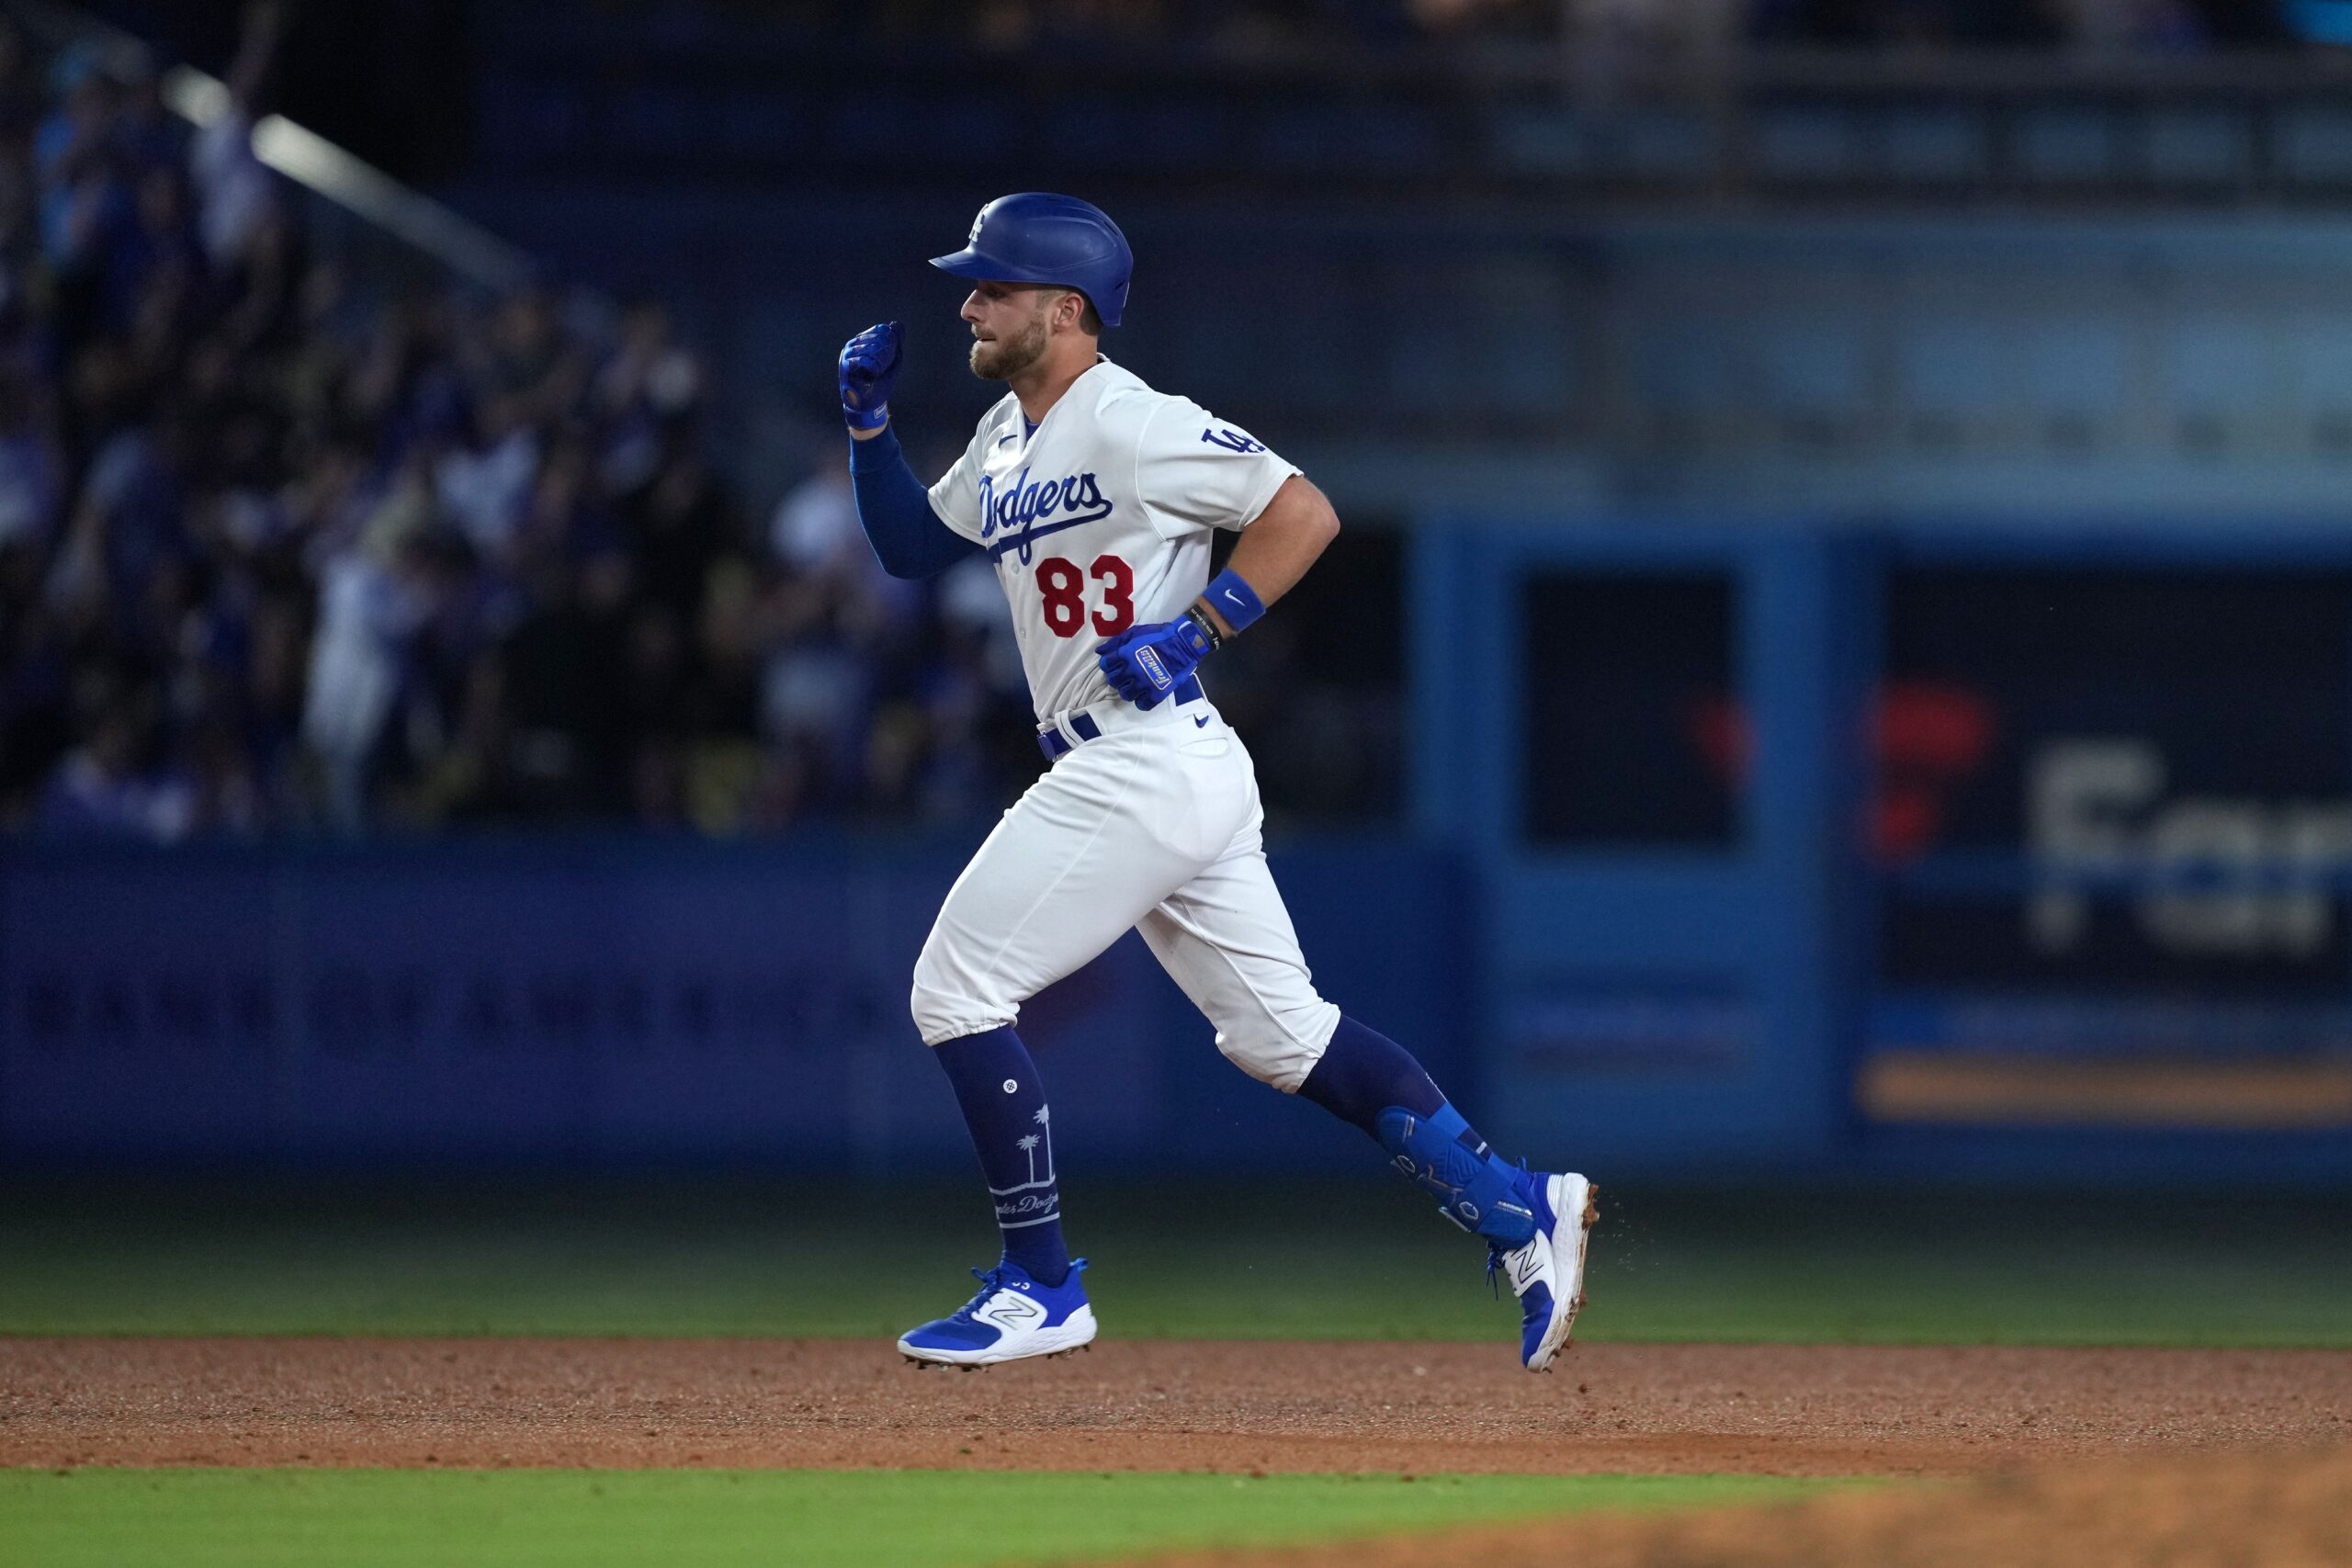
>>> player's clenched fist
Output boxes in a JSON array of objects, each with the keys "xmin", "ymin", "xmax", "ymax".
[
  {"xmin": 1097, "ymin": 615, "xmax": 1217, "ymax": 709},
  {"xmin": 839, "ymin": 321, "xmax": 903, "ymax": 433}
]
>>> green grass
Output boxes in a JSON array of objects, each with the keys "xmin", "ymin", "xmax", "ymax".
[
  {"xmin": 0, "ymin": 1468, "xmax": 1837, "ymax": 1568},
  {"xmin": 2, "ymin": 1177, "xmax": 2346, "ymax": 1346}
]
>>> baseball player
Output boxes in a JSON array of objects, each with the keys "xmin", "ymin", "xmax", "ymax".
[{"xmin": 840, "ymin": 193, "xmax": 1597, "ymax": 1371}]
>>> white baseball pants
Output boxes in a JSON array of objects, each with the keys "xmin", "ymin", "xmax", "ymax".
[{"xmin": 910, "ymin": 688, "xmax": 1341, "ymax": 1090}]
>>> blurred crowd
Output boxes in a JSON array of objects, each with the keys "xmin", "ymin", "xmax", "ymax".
[
  {"xmin": 676, "ymin": 0, "xmax": 2298, "ymax": 53},
  {"xmin": 1742, "ymin": 0, "xmax": 2290, "ymax": 49},
  {"xmin": 0, "ymin": 12, "xmax": 1044, "ymax": 841}
]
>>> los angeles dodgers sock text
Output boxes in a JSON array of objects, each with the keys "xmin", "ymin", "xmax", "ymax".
[{"xmin": 931, "ymin": 1025, "xmax": 1072, "ymax": 1286}]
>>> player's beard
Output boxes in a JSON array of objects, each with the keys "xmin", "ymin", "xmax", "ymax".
[{"xmin": 969, "ymin": 312, "xmax": 1049, "ymax": 381}]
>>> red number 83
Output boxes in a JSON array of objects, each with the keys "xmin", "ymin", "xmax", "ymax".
[{"xmin": 1035, "ymin": 555, "xmax": 1134, "ymax": 637}]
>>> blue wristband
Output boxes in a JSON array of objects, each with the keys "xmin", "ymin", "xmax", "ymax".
[{"xmin": 1203, "ymin": 569, "xmax": 1266, "ymax": 634}]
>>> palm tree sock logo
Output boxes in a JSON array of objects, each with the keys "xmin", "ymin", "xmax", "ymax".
[{"xmin": 989, "ymin": 1104, "xmax": 1059, "ymax": 1227}]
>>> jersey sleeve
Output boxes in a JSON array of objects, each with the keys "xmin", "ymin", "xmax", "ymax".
[
  {"xmin": 1134, "ymin": 399, "xmax": 1302, "ymax": 537},
  {"xmin": 924, "ymin": 425, "xmax": 992, "ymax": 545}
]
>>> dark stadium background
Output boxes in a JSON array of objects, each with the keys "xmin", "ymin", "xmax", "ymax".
[{"xmin": 4, "ymin": 0, "xmax": 2351, "ymax": 1205}]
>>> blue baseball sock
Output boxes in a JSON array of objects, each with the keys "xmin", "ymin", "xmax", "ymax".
[
  {"xmin": 930, "ymin": 1025, "xmax": 1071, "ymax": 1286},
  {"xmin": 1299, "ymin": 1014, "xmax": 1537, "ymax": 1248}
]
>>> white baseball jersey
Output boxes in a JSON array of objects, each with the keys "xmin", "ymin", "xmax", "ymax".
[
  {"xmin": 909, "ymin": 355, "xmax": 1340, "ymax": 1094},
  {"xmin": 927, "ymin": 358, "xmax": 1298, "ymax": 722}
]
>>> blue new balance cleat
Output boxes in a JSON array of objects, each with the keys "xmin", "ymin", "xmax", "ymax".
[
  {"xmin": 898, "ymin": 1258, "xmax": 1096, "ymax": 1368},
  {"xmin": 1490, "ymin": 1173, "xmax": 1599, "ymax": 1372}
]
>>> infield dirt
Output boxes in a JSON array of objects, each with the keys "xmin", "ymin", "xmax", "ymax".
[{"xmin": 3, "ymin": 1338, "xmax": 2346, "ymax": 1475}]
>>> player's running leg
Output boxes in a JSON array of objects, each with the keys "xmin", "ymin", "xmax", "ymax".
[
  {"xmin": 1294, "ymin": 1014, "xmax": 1598, "ymax": 1371},
  {"xmin": 895, "ymin": 1022, "xmax": 1095, "ymax": 1368},
  {"xmin": 900, "ymin": 724, "xmax": 1252, "ymax": 1366},
  {"xmin": 1135, "ymin": 761, "xmax": 1596, "ymax": 1370}
]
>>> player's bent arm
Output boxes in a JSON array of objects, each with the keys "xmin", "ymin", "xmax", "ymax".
[
  {"xmin": 1096, "ymin": 476, "xmax": 1340, "ymax": 709},
  {"xmin": 847, "ymin": 425, "xmax": 982, "ymax": 580},
  {"xmin": 1198, "ymin": 475, "xmax": 1340, "ymax": 638},
  {"xmin": 836, "ymin": 319, "xmax": 975, "ymax": 578}
]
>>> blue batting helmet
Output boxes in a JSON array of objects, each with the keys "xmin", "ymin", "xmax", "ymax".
[{"xmin": 930, "ymin": 193, "xmax": 1132, "ymax": 328}]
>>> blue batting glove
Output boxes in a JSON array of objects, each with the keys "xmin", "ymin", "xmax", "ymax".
[
  {"xmin": 1097, "ymin": 615, "xmax": 1216, "ymax": 709},
  {"xmin": 839, "ymin": 321, "xmax": 902, "ymax": 433}
]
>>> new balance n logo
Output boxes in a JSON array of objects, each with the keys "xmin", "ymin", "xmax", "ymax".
[{"xmin": 975, "ymin": 1292, "xmax": 1046, "ymax": 1332}]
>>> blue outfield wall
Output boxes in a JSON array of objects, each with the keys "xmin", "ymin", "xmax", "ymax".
[
  {"xmin": 0, "ymin": 836, "xmax": 1471, "ymax": 1173},
  {"xmin": 1414, "ymin": 517, "xmax": 2352, "ymax": 1187},
  {"xmin": 17, "ymin": 520, "xmax": 2352, "ymax": 1183}
]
